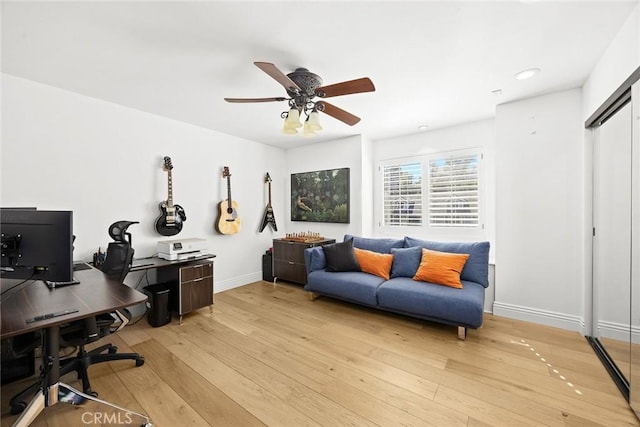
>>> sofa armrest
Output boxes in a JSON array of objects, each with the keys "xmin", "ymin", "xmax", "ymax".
[{"xmin": 305, "ymin": 246, "xmax": 327, "ymax": 274}]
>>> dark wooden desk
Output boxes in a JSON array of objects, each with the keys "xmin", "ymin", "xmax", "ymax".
[
  {"xmin": 1, "ymin": 266, "xmax": 149, "ymax": 426},
  {"xmin": 1, "ymin": 266, "xmax": 147, "ymax": 339},
  {"xmin": 129, "ymin": 253, "xmax": 215, "ymax": 272}
]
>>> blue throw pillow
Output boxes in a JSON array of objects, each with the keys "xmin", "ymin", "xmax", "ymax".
[{"xmin": 390, "ymin": 246, "xmax": 422, "ymax": 278}]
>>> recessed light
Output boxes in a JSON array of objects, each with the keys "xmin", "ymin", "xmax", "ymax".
[
  {"xmin": 515, "ymin": 68, "xmax": 541, "ymax": 80},
  {"xmin": 418, "ymin": 125, "xmax": 429, "ymax": 130}
]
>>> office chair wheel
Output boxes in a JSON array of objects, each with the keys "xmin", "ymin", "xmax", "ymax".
[
  {"xmin": 108, "ymin": 346, "xmax": 118, "ymax": 354},
  {"xmin": 135, "ymin": 357, "xmax": 145, "ymax": 367},
  {"xmin": 10, "ymin": 401, "xmax": 26, "ymax": 415}
]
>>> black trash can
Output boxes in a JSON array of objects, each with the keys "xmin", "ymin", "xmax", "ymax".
[{"xmin": 143, "ymin": 282, "xmax": 171, "ymax": 327}]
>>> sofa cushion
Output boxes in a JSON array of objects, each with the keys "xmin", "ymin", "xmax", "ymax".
[
  {"xmin": 305, "ymin": 246, "xmax": 326, "ymax": 273},
  {"xmin": 305, "ymin": 271, "xmax": 385, "ymax": 307},
  {"xmin": 345, "ymin": 234, "xmax": 404, "ymax": 254},
  {"xmin": 390, "ymin": 246, "xmax": 422, "ymax": 278},
  {"xmin": 354, "ymin": 248, "xmax": 394, "ymax": 280},
  {"xmin": 404, "ymin": 237, "xmax": 490, "ymax": 287},
  {"xmin": 413, "ymin": 248, "xmax": 469, "ymax": 289},
  {"xmin": 323, "ymin": 239, "xmax": 360, "ymax": 272},
  {"xmin": 377, "ymin": 277, "xmax": 485, "ymax": 328}
]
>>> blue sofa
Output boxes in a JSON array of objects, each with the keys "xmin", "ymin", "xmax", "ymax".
[{"xmin": 304, "ymin": 235, "xmax": 490, "ymax": 339}]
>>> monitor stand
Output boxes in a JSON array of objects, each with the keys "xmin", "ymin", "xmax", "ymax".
[{"xmin": 43, "ymin": 278, "xmax": 80, "ymax": 289}]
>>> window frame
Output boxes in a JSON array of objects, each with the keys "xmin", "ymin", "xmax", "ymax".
[{"xmin": 378, "ymin": 148, "xmax": 484, "ymax": 239}]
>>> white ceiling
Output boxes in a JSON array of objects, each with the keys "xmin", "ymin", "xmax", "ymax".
[{"xmin": 2, "ymin": 1, "xmax": 637, "ymax": 149}]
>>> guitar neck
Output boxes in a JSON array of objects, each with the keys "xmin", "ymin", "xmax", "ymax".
[
  {"xmin": 267, "ymin": 181, "xmax": 272, "ymax": 207},
  {"xmin": 167, "ymin": 170, "xmax": 174, "ymax": 208},
  {"xmin": 227, "ymin": 175, "xmax": 233, "ymax": 207}
]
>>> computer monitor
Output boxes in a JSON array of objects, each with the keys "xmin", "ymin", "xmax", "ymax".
[{"xmin": 0, "ymin": 209, "xmax": 74, "ymax": 283}]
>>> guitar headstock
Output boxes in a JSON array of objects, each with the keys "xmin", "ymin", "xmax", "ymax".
[
  {"xmin": 163, "ymin": 156, "xmax": 173, "ymax": 171},
  {"xmin": 222, "ymin": 166, "xmax": 231, "ymax": 178},
  {"xmin": 265, "ymin": 172, "xmax": 272, "ymax": 183}
]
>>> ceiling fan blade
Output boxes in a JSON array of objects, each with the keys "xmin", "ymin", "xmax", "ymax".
[
  {"xmin": 315, "ymin": 77, "xmax": 375, "ymax": 98},
  {"xmin": 317, "ymin": 101, "xmax": 361, "ymax": 126},
  {"xmin": 254, "ymin": 62, "xmax": 301, "ymax": 93},
  {"xmin": 224, "ymin": 97, "xmax": 287, "ymax": 103}
]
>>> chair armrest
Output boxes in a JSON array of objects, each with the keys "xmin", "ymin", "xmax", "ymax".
[{"xmin": 305, "ymin": 246, "xmax": 327, "ymax": 274}]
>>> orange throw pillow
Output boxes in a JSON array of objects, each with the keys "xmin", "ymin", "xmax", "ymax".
[
  {"xmin": 353, "ymin": 248, "xmax": 394, "ymax": 280},
  {"xmin": 413, "ymin": 248, "xmax": 469, "ymax": 288}
]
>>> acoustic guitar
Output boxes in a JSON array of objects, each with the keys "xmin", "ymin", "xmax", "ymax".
[
  {"xmin": 259, "ymin": 172, "xmax": 277, "ymax": 232},
  {"xmin": 216, "ymin": 166, "xmax": 241, "ymax": 234},
  {"xmin": 155, "ymin": 156, "xmax": 187, "ymax": 236}
]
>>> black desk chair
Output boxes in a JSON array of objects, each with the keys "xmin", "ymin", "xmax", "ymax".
[
  {"xmin": 9, "ymin": 221, "xmax": 146, "ymax": 415},
  {"xmin": 58, "ymin": 310, "xmax": 144, "ymax": 395},
  {"xmin": 60, "ymin": 220, "xmax": 145, "ymax": 395}
]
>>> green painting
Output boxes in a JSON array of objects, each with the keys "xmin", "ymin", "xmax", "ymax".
[{"xmin": 291, "ymin": 168, "xmax": 350, "ymax": 223}]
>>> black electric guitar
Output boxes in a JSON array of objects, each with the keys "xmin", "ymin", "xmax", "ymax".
[
  {"xmin": 259, "ymin": 173, "xmax": 277, "ymax": 232},
  {"xmin": 155, "ymin": 156, "xmax": 187, "ymax": 236},
  {"xmin": 216, "ymin": 166, "xmax": 241, "ymax": 234}
]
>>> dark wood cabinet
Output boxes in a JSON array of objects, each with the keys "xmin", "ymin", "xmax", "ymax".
[
  {"xmin": 158, "ymin": 259, "xmax": 214, "ymax": 323},
  {"xmin": 272, "ymin": 238, "xmax": 335, "ymax": 285}
]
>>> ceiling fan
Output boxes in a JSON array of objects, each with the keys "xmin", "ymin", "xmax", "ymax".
[{"xmin": 224, "ymin": 62, "xmax": 375, "ymax": 134}]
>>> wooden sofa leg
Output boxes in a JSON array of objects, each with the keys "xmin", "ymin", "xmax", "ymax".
[
  {"xmin": 308, "ymin": 292, "xmax": 319, "ymax": 301},
  {"xmin": 457, "ymin": 326, "xmax": 467, "ymax": 340}
]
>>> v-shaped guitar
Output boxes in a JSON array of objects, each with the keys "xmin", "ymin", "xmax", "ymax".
[{"xmin": 259, "ymin": 173, "xmax": 277, "ymax": 232}]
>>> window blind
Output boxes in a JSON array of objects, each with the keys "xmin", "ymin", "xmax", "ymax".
[
  {"xmin": 382, "ymin": 162, "xmax": 422, "ymax": 226},
  {"xmin": 428, "ymin": 154, "xmax": 479, "ymax": 228}
]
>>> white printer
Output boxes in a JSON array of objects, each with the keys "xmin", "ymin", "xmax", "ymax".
[{"xmin": 157, "ymin": 238, "xmax": 208, "ymax": 261}]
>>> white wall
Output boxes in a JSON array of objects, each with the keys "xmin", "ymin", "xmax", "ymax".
[
  {"xmin": 583, "ymin": 4, "xmax": 639, "ymax": 121},
  {"xmin": 285, "ymin": 135, "xmax": 368, "ymax": 242},
  {"xmin": 494, "ymin": 88, "xmax": 585, "ymax": 331},
  {"xmin": 1, "ymin": 74, "xmax": 286, "ymax": 292},
  {"xmin": 581, "ymin": 3, "xmax": 640, "ymax": 337},
  {"xmin": 372, "ymin": 119, "xmax": 496, "ymax": 249},
  {"xmin": 360, "ymin": 135, "xmax": 374, "ymax": 237}
]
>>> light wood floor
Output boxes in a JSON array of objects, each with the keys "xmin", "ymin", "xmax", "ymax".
[{"xmin": 2, "ymin": 280, "xmax": 639, "ymax": 426}]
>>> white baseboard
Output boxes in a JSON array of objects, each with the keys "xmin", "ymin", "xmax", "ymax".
[
  {"xmin": 214, "ymin": 271, "xmax": 262, "ymax": 293},
  {"xmin": 597, "ymin": 320, "xmax": 629, "ymax": 341},
  {"xmin": 597, "ymin": 320, "xmax": 640, "ymax": 342},
  {"xmin": 492, "ymin": 301, "xmax": 585, "ymax": 333}
]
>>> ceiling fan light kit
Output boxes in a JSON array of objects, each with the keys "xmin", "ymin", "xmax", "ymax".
[
  {"xmin": 306, "ymin": 110, "xmax": 322, "ymax": 131},
  {"xmin": 225, "ymin": 61, "xmax": 375, "ymax": 136},
  {"xmin": 283, "ymin": 107, "xmax": 303, "ymax": 128}
]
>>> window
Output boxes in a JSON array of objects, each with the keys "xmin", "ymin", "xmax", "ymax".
[
  {"xmin": 380, "ymin": 149, "xmax": 481, "ymax": 231},
  {"xmin": 382, "ymin": 162, "xmax": 422, "ymax": 226},
  {"xmin": 428, "ymin": 153, "xmax": 479, "ymax": 228}
]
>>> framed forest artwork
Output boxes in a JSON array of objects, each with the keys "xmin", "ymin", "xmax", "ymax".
[{"xmin": 291, "ymin": 168, "xmax": 350, "ymax": 223}]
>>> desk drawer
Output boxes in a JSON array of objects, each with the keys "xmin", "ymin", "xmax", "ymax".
[
  {"xmin": 273, "ymin": 241, "xmax": 307, "ymax": 264},
  {"xmin": 273, "ymin": 260, "xmax": 307, "ymax": 284},
  {"xmin": 179, "ymin": 261, "xmax": 214, "ymax": 282}
]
